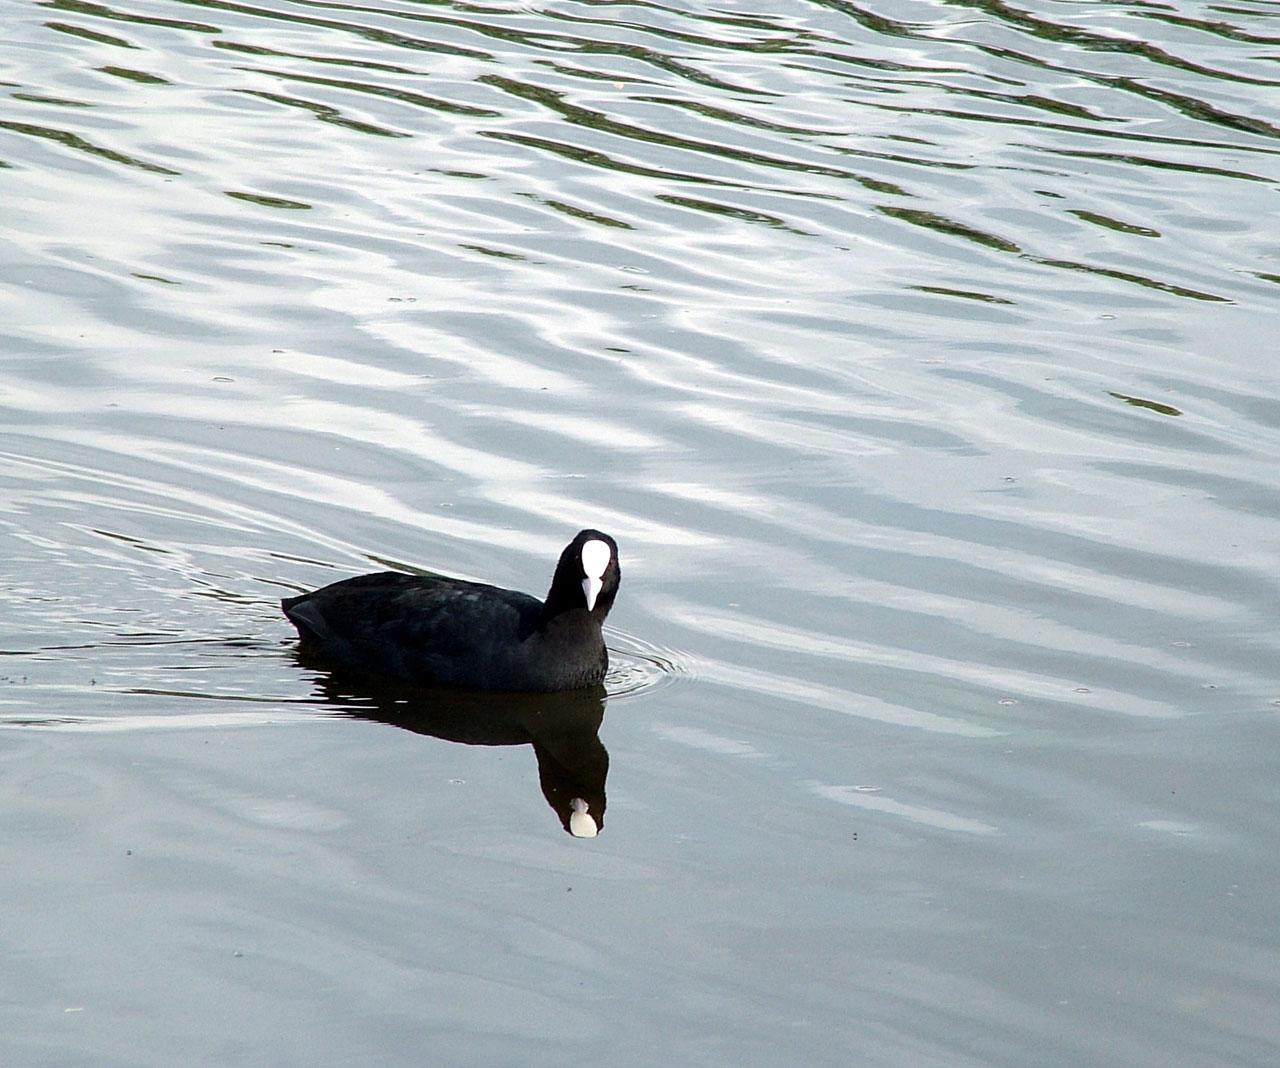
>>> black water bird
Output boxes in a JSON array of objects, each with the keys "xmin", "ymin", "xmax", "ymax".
[{"xmin": 282, "ymin": 529, "xmax": 620, "ymax": 693}]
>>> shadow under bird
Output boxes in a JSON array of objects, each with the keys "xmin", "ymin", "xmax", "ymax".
[{"xmin": 282, "ymin": 529, "xmax": 620, "ymax": 693}]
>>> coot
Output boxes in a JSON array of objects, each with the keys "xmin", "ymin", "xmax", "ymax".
[{"xmin": 282, "ymin": 529, "xmax": 620, "ymax": 692}]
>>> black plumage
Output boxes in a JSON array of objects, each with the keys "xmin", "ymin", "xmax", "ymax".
[{"xmin": 282, "ymin": 529, "xmax": 620, "ymax": 692}]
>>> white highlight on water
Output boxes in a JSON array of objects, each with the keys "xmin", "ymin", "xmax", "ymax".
[{"xmin": 811, "ymin": 782, "xmax": 999, "ymax": 836}]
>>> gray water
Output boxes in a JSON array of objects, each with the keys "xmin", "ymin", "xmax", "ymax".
[{"xmin": 3, "ymin": 0, "xmax": 1279, "ymax": 1063}]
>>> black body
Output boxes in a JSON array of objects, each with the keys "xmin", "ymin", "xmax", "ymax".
[{"xmin": 282, "ymin": 529, "xmax": 620, "ymax": 692}]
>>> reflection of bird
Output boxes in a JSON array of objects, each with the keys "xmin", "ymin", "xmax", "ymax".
[
  {"xmin": 308, "ymin": 671, "xmax": 609, "ymax": 837},
  {"xmin": 282, "ymin": 530, "xmax": 620, "ymax": 692}
]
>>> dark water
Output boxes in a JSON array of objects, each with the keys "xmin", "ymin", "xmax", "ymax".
[{"xmin": 2, "ymin": 0, "xmax": 1279, "ymax": 1063}]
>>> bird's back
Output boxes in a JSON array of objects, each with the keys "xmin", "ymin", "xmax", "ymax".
[{"xmin": 283, "ymin": 572, "xmax": 547, "ymax": 688}]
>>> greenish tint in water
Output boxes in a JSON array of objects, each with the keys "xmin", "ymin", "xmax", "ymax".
[{"xmin": 1108, "ymin": 392, "xmax": 1183, "ymax": 417}]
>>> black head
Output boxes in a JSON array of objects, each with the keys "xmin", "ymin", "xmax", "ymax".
[{"xmin": 544, "ymin": 529, "xmax": 620, "ymax": 620}]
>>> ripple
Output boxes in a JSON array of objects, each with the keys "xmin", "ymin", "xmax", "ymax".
[{"xmin": 605, "ymin": 627, "xmax": 689, "ymax": 700}]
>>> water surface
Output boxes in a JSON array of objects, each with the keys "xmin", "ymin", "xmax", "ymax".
[{"xmin": 2, "ymin": 0, "xmax": 1279, "ymax": 1064}]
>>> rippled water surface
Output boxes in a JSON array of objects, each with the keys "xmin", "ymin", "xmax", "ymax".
[{"xmin": 3, "ymin": 0, "xmax": 1279, "ymax": 1063}]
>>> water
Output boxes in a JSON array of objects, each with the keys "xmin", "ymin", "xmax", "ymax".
[{"xmin": 3, "ymin": 0, "xmax": 1279, "ymax": 1063}]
